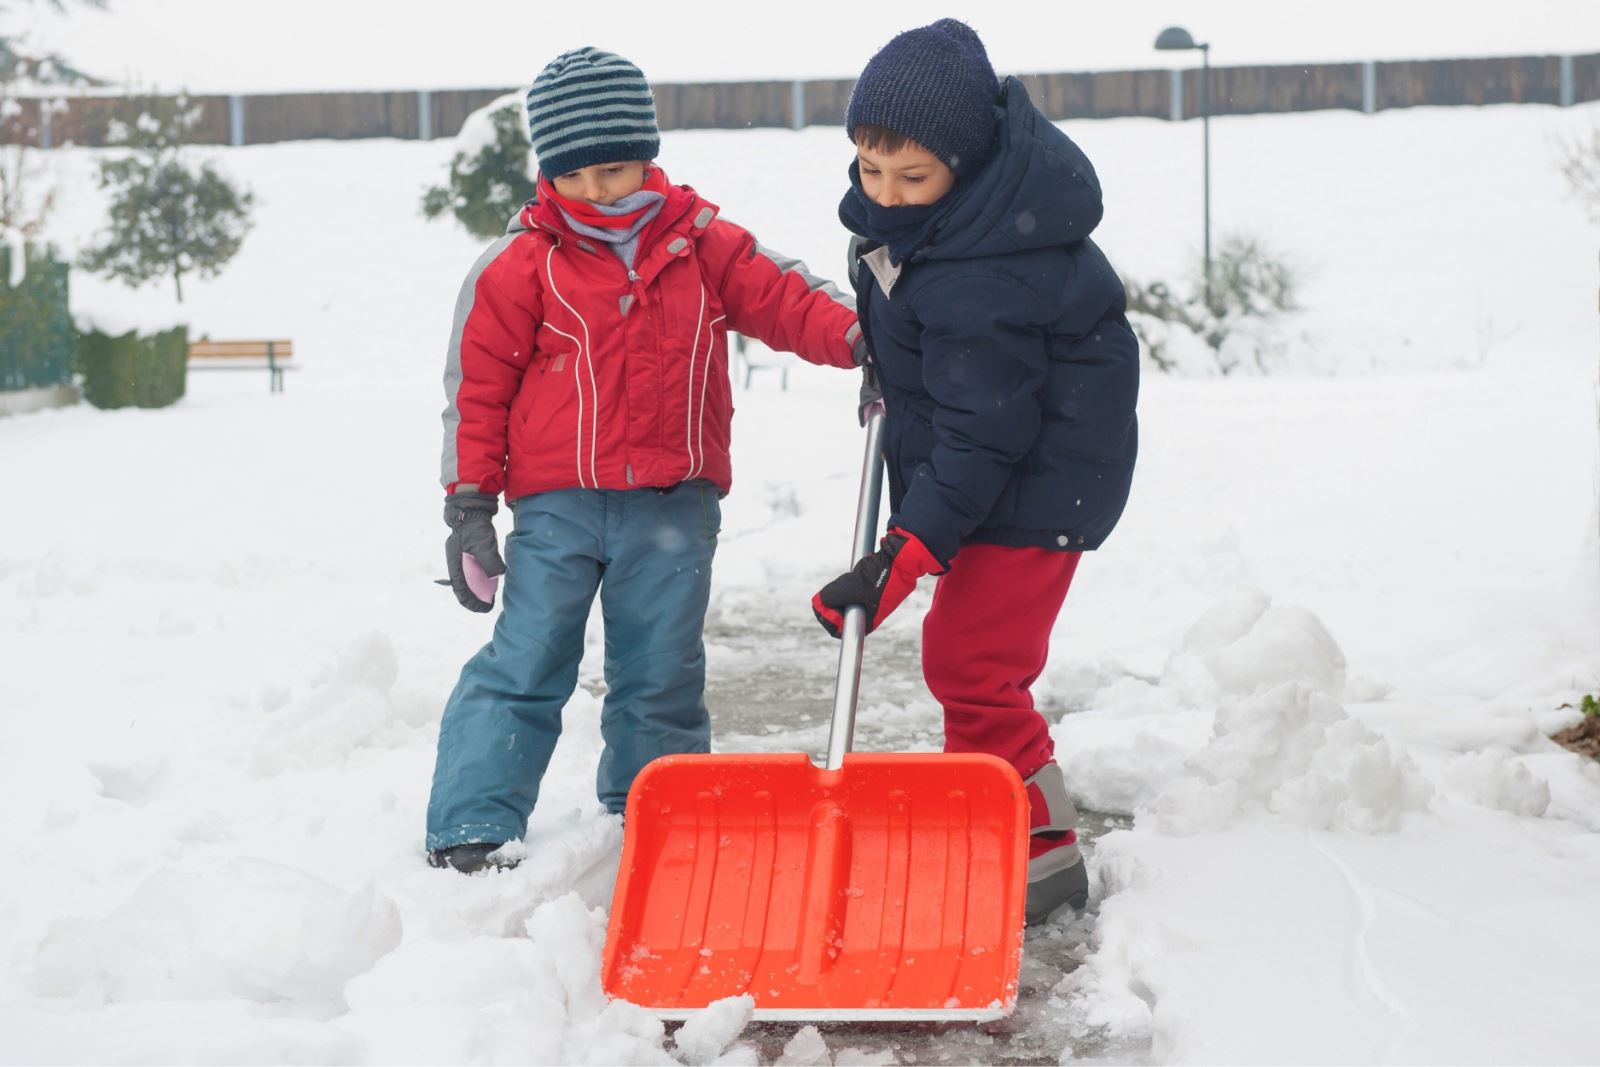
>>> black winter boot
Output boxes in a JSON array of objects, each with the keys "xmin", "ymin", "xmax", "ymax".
[{"xmin": 427, "ymin": 842, "xmax": 519, "ymax": 874}]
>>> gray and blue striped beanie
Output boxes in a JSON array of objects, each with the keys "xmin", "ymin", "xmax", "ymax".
[
  {"xmin": 526, "ymin": 47, "xmax": 660, "ymax": 178},
  {"xmin": 846, "ymin": 19, "xmax": 1000, "ymax": 173}
]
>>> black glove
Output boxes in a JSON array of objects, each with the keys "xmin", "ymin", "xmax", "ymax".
[
  {"xmin": 811, "ymin": 528, "xmax": 942, "ymax": 637},
  {"xmin": 442, "ymin": 492, "xmax": 505, "ymax": 613},
  {"xmin": 857, "ymin": 359, "xmax": 883, "ymax": 427}
]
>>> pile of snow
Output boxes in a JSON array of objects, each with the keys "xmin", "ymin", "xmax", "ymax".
[{"xmin": 1059, "ymin": 590, "xmax": 1432, "ymax": 835}]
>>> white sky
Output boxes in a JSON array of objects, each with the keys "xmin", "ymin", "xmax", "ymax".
[{"xmin": 25, "ymin": 0, "xmax": 1600, "ymax": 94}]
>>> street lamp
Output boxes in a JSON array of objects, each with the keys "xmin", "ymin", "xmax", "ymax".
[{"xmin": 1155, "ymin": 25, "xmax": 1212, "ymax": 309}]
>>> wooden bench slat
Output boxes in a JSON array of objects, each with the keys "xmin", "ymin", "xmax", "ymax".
[
  {"xmin": 186, "ymin": 338, "xmax": 295, "ymax": 393},
  {"xmin": 188, "ymin": 339, "xmax": 294, "ymax": 360}
]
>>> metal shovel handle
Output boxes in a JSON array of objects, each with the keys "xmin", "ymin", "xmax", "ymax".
[{"xmin": 823, "ymin": 403, "xmax": 886, "ymax": 771}]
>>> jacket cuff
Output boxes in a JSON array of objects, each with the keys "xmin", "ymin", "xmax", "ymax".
[
  {"xmin": 886, "ymin": 520, "xmax": 953, "ymax": 574},
  {"xmin": 847, "ymin": 323, "xmax": 868, "ymax": 366}
]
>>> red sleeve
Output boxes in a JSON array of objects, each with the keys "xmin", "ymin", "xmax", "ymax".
[
  {"xmin": 704, "ymin": 220, "xmax": 862, "ymax": 369},
  {"xmin": 441, "ymin": 242, "xmax": 542, "ymax": 496}
]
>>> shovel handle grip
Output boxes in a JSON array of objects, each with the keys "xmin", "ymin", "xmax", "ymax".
[{"xmin": 824, "ymin": 403, "xmax": 887, "ymax": 771}]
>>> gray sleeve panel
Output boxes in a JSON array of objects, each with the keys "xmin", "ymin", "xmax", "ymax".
[
  {"xmin": 441, "ymin": 231, "xmax": 525, "ymax": 492},
  {"xmin": 749, "ymin": 237, "xmax": 856, "ymax": 311},
  {"xmin": 847, "ymin": 234, "xmax": 869, "ymax": 290}
]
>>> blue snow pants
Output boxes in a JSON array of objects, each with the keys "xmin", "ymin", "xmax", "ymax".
[{"xmin": 425, "ymin": 481, "xmax": 720, "ymax": 851}]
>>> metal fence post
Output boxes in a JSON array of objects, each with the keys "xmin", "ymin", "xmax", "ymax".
[
  {"xmin": 228, "ymin": 94, "xmax": 245, "ymax": 146},
  {"xmin": 1169, "ymin": 67, "xmax": 1184, "ymax": 121},
  {"xmin": 418, "ymin": 89, "xmax": 432, "ymax": 139},
  {"xmin": 1561, "ymin": 55, "xmax": 1575, "ymax": 107},
  {"xmin": 790, "ymin": 80, "xmax": 805, "ymax": 130},
  {"xmin": 1362, "ymin": 60, "xmax": 1377, "ymax": 114}
]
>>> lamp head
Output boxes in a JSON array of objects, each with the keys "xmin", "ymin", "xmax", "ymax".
[{"xmin": 1155, "ymin": 26, "xmax": 1199, "ymax": 51}]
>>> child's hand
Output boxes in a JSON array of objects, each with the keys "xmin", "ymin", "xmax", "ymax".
[
  {"xmin": 811, "ymin": 527, "xmax": 942, "ymax": 637},
  {"xmin": 857, "ymin": 362, "xmax": 883, "ymax": 426},
  {"xmin": 442, "ymin": 492, "xmax": 506, "ymax": 612}
]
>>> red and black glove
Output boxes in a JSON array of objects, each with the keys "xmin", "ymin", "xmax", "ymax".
[{"xmin": 811, "ymin": 527, "xmax": 943, "ymax": 637}]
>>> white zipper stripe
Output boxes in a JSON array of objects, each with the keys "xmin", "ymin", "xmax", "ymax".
[
  {"xmin": 545, "ymin": 241, "xmax": 599, "ymax": 487},
  {"xmin": 690, "ymin": 314, "xmax": 726, "ymax": 480},
  {"xmin": 540, "ymin": 321, "xmax": 582, "ymax": 466},
  {"xmin": 685, "ymin": 283, "xmax": 706, "ymax": 478}
]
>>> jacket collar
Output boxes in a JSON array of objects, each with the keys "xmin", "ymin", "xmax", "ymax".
[{"xmin": 519, "ymin": 183, "xmax": 718, "ymax": 281}]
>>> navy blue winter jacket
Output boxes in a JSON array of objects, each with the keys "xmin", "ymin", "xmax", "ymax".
[{"xmin": 842, "ymin": 77, "xmax": 1139, "ymax": 566}]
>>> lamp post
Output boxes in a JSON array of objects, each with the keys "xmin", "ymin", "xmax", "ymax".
[{"xmin": 1155, "ymin": 25, "xmax": 1212, "ymax": 309}]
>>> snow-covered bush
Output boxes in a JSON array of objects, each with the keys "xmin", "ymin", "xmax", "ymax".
[
  {"xmin": 0, "ymin": 241, "xmax": 72, "ymax": 392},
  {"xmin": 1553, "ymin": 121, "xmax": 1600, "ymax": 225},
  {"xmin": 75, "ymin": 324, "xmax": 187, "ymax": 409},
  {"xmin": 421, "ymin": 93, "xmax": 535, "ymax": 240},
  {"xmin": 1125, "ymin": 232, "xmax": 1302, "ymax": 375}
]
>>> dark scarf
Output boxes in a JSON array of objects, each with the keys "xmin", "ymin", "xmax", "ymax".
[{"xmin": 837, "ymin": 160, "xmax": 953, "ymax": 266}]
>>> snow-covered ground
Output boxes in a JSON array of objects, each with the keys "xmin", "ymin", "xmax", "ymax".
[{"xmin": 2, "ymin": 96, "xmax": 1599, "ymax": 1064}]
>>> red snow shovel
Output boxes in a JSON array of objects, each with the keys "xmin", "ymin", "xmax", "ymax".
[{"xmin": 601, "ymin": 406, "xmax": 1029, "ymax": 1021}]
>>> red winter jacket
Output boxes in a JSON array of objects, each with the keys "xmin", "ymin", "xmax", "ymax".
[{"xmin": 441, "ymin": 183, "xmax": 862, "ymax": 500}]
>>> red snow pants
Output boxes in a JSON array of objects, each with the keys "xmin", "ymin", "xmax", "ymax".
[{"xmin": 922, "ymin": 543, "xmax": 1081, "ymax": 780}]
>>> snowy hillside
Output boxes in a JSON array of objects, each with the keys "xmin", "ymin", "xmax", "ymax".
[{"xmin": 2, "ymin": 95, "xmax": 1599, "ymax": 1063}]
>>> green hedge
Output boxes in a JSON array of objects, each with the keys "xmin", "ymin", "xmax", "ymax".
[
  {"xmin": 0, "ymin": 247, "xmax": 74, "ymax": 392},
  {"xmin": 76, "ymin": 325, "xmax": 189, "ymax": 409}
]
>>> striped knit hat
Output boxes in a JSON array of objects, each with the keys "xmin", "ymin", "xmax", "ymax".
[{"xmin": 526, "ymin": 47, "xmax": 661, "ymax": 179}]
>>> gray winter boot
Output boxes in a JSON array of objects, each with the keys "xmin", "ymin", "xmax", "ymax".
[
  {"xmin": 1024, "ymin": 763, "xmax": 1088, "ymax": 924},
  {"xmin": 427, "ymin": 842, "xmax": 519, "ymax": 874}
]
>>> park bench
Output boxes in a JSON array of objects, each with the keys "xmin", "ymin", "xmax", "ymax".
[
  {"xmin": 187, "ymin": 338, "xmax": 295, "ymax": 393},
  {"xmin": 731, "ymin": 332, "xmax": 787, "ymax": 390}
]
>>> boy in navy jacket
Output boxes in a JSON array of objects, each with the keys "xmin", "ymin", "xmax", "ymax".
[{"xmin": 811, "ymin": 19, "xmax": 1140, "ymax": 923}]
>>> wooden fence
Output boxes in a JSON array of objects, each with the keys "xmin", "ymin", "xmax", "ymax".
[{"xmin": 5, "ymin": 51, "xmax": 1598, "ymax": 148}]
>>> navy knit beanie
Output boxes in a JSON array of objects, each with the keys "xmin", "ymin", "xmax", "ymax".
[
  {"xmin": 526, "ymin": 47, "xmax": 661, "ymax": 178},
  {"xmin": 845, "ymin": 19, "xmax": 1000, "ymax": 172}
]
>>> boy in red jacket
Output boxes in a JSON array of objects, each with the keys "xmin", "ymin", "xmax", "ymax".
[{"xmin": 428, "ymin": 47, "xmax": 864, "ymax": 873}]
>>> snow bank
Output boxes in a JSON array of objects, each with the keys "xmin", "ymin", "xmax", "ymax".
[
  {"xmin": 1046, "ymin": 590, "xmax": 1600, "ymax": 1062},
  {"xmin": 339, "ymin": 894, "xmax": 673, "ymax": 1065},
  {"xmin": 1152, "ymin": 681, "xmax": 1433, "ymax": 834},
  {"xmin": 1169, "ymin": 589, "xmax": 1348, "ymax": 701},
  {"xmin": 33, "ymin": 861, "xmax": 402, "ymax": 1006}
]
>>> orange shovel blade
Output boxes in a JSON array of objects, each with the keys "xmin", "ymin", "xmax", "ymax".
[{"xmin": 601, "ymin": 752, "xmax": 1029, "ymax": 1021}]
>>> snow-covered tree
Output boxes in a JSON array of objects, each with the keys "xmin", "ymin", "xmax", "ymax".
[
  {"xmin": 0, "ymin": 0, "xmax": 105, "ymax": 237},
  {"xmin": 78, "ymin": 93, "xmax": 253, "ymax": 302},
  {"xmin": 0, "ymin": 0, "xmax": 103, "ymax": 82},
  {"xmin": 421, "ymin": 94, "xmax": 534, "ymax": 240}
]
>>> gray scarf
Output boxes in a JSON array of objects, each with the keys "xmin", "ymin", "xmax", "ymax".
[{"xmin": 555, "ymin": 189, "xmax": 667, "ymax": 270}]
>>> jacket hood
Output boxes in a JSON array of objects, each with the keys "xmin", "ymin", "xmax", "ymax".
[{"xmin": 914, "ymin": 76, "xmax": 1104, "ymax": 262}]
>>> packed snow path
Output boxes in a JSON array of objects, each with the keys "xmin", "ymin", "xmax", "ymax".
[{"xmin": 703, "ymin": 606, "xmax": 1145, "ymax": 1065}]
